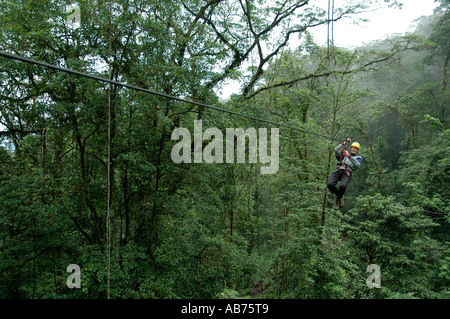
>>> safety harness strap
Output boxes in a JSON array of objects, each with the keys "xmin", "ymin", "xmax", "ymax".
[{"xmin": 338, "ymin": 146, "xmax": 352, "ymax": 175}]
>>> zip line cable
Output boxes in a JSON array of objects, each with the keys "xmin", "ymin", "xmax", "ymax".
[
  {"xmin": 0, "ymin": 51, "xmax": 337, "ymax": 140},
  {"xmin": 0, "ymin": 51, "xmax": 384, "ymax": 144}
]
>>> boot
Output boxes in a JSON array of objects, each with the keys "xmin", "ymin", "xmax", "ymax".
[
  {"xmin": 333, "ymin": 196, "xmax": 340, "ymax": 210},
  {"xmin": 339, "ymin": 195, "xmax": 344, "ymax": 207}
]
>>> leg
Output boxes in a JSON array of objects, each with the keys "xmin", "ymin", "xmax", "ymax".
[
  {"xmin": 337, "ymin": 172, "xmax": 351, "ymax": 198},
  {"xmin": 327, "ymin": 170, "xmax": 341, "ymax": 196}
]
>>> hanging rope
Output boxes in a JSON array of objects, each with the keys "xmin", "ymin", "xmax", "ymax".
[
  {"xmin": 327, "ymin": 0, "xmax": 331, "ymax": 57},
  {"xmin": 106, "ymin": 0, "xmax": 112, "ymax": 300},
  {"xmin": 326, "ymin": 0, "xmax": 336, "ymax": 62},
  {"xmin": 331, "ymin": 0, "xmax": 336, "ymax": 64}
]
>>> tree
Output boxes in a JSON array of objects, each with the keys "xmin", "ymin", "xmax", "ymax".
[
  {"xmin": 343, "ymin": 194, "xmax": 443, "ymax": 298},
  {"xmin": 428, "ymin": 0, "xmax": 450, "ymax": 117}
]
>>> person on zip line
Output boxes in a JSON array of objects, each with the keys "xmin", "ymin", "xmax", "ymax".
[{"xmin": 327, "ymin": 138, "xmax": 362, "ymax": 210}]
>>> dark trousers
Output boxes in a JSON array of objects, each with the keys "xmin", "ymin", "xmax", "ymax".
[{"xmin": 327, "ymin": 169, "xmax": 351, "ymax": 198}]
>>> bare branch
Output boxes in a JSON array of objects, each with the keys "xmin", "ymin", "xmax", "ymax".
[{"xmin": 245, "ymin": 39, "xmax": 411, "ymax": 99}]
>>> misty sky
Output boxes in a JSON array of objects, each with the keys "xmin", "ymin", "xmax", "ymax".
[
  {"xmin": 311, "ymin": 0, "xmax": 439, "ymax": 48},
  {"xmin": 219, "ymin": 0, "xmax": 439, "ymax": 99}
]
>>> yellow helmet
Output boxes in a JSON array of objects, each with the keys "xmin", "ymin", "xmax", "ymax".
[{"xmin": 351, "ymin": 142, "xmax": 360, "ymax": 150}]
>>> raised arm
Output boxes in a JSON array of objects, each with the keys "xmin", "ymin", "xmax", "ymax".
[{"xmin": 334, "ymin": 138, "xmax": 351, "ymax": 157}]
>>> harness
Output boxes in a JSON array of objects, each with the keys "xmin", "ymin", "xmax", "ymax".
[{"xmin": 337, "ymin": 146, "xmax": 353, "ymax": 176}]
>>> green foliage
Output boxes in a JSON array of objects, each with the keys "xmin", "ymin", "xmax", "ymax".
[{"xmin": 342, "ymin": 194, "xmax": 445, "ymax": 298}]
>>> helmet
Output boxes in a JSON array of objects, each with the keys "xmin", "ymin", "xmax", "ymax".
[{"xmin": 351, "ymin": 142, "xmax": 360, "ymax": 150}]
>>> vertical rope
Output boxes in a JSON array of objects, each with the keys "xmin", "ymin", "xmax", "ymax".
[
  {"xmin": 106, "ymin": 0, "xmax": 112, "ymax": 300},
  {"xmin": 331, "ymin": 0, "xmax": 336, "ymax": 63},
  {"xmin": 327, "ymin": 0, "xmax": 331, "ymax": 57},
  {"xmin": 327, "ymin": 0, "xmax": 336, "ymax": 61}
]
